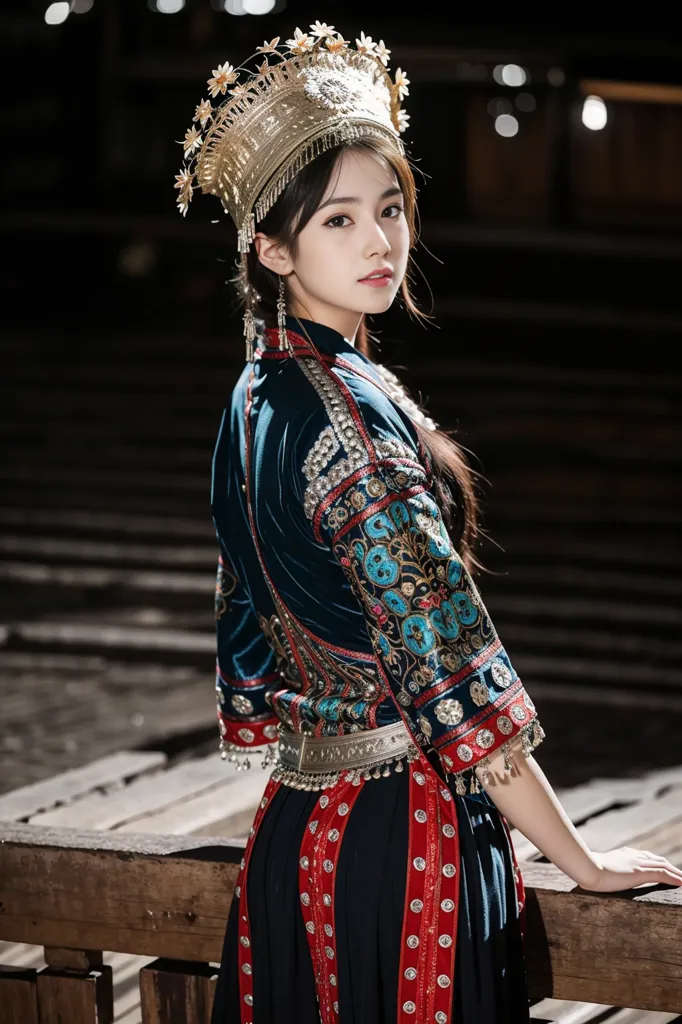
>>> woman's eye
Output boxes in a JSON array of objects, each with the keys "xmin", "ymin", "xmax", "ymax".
[
  {"xmin": 325, "ymin": 214, "xmax": 351, "ymax": 228},
  {"xmin": 383, "ymin": 203, "xmax": 404, "ymax": 217}
]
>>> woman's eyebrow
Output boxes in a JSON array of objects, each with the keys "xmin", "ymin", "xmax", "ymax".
[{"xmin": 316, "ymin": 185, "xmax": 403, "ymax": 213}]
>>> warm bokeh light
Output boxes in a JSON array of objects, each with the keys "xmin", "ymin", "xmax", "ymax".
[{"xmin": 582, "ymin": 94, "xmax": 608, "ymax": 130}]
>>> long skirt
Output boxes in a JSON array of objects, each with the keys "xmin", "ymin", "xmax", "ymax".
[{"xmin": 210, "ymin": 751, "xmax": 531, "ymax": 1024}]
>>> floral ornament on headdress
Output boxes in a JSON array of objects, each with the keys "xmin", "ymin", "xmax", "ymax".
[{"xmin": 173, "ymin": 23, "xmax": 410, "ymax": 221}]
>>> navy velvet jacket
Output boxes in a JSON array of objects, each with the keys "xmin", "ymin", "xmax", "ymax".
[{"xmin": 211, "ymin": 315, "xmax": 544, "ymax": 792}]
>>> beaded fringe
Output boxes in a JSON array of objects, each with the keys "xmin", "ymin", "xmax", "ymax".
[
  {"xmin": 236, "ymin": 123, "xmax": 402, "ymax": 253},
  {"xmin": 450, "ymin": 718, "xmax": 546, "ymax": 796},
  {"xmin": 271, "ymin": 742, "xmax": 421, "ymax": 791},
  {"xmin": 219, "ymin": 717, "xmax": 546, "ymax": 797},
  {"xmin": 219, "ymin": 738, "xmax": 278, "ymax": 771}
]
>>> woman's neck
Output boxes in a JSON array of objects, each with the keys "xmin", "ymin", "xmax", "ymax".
[{"xmin": 288, "ymin": 304, "xmax": 361, "ymax": 347}]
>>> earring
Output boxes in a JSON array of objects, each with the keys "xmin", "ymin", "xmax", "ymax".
[
  {"xmin": 277, "ymin": 275, "xmax": 292, "ymax": 353},
  {"xmin": 242, "ymin": 253, "xmax": 257, "ymax": 362},
  {"xmin": 243, "ymin": 296, "xmax": 256, "ymax": 362}
]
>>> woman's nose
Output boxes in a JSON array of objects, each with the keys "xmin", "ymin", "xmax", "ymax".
[{"xmin": 363, "ymin": 219, "xmax": 391, "ymax": 258}]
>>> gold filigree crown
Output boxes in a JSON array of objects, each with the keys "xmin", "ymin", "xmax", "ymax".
[{"xmin": 174, "ymin": 23, "xmax": 410, "ymax": 251}]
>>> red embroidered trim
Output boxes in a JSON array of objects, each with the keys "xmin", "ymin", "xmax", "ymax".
[
  {"xmin": 328, "ymin": 482, "xmax": 428, "ymax": 544},
  {"xmin": 397, "ymin": 757, "xmax": 459, "ymax": 1021},
  {"xmin": 435, "ymin": 684, "xmax": 538, "ymax": 773},
  {"xmin": 298, "ymin": 779, "xmax": 364, "ymax": 1023},
  {"xmin": 412, "ymin": 638, "xmax": 503, "ymax": 708},
  {"xmin": 218, "ymin": 712, "xmax": 279, "ymax": 747},
  {"xmin": 217, "ymin": 667, "xmax": 280, "ymax": 689},
  {"xmin": 235, "ymin": 776, "xmax": 283, "ymax": 1022}
]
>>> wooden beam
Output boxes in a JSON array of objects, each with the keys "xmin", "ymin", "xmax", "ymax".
[
  {"xmin": 0, "ymin": 965, "xmax": 39, "ymax": 1024},
  {"xmin": 579, "ymin": 79, "xmax": 682, "ymax": 106},
  {"xmin": 0, "ymin": 824, "xmax": 681, "ymax": 1010},
  {"xmin": 43, "ymin": 949, "xmax": 103, "ymax": 971},
  {"xmin": 139, "ymin": 960, "xmax": 217, "ymax": 1024},
  {"xmin": 36, "ymin": 966, "xmax": 113, "ymax": 1024}
]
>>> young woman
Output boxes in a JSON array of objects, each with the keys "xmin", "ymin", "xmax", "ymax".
[{"xmin": 175, "ymin": 24, "xmax": 682, "ymax": 1024}]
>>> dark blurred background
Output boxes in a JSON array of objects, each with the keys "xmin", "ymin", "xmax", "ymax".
[{"xmin": 2, "ymin": 2, "xmax": 681, "ymax": 795}]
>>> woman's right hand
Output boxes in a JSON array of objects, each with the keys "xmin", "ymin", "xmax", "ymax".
[{"xmin": 580, "ymin": 846, "xmax": 682, "ymax": 892}]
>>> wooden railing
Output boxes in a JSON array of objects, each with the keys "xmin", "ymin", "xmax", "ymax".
[{"xmin": 1, "ymin": 822, "xmax": 681, "ymax": 1023}]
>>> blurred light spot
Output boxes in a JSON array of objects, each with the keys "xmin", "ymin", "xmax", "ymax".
[
  {"xmin": 471, "ymin": 63, "xmax": 488, "ymax": 81},
  {"xmin": 547, "ymin": 67, "xmax": 566, "ymax": 87},
  {"xmin": 494, "ymin": 113, "xmax": 519, "ymax": 137},
  {"xmin": 224, "ymin": 0, "xmax": 247, "ymax": 12},
  {"xmin": 73, "ymin": 0, "xmax": 94, "ymax": 11},
  {"xmin": 501, "ymin": 64, "xmax": 527, "ymax": 87},
  {"xmin": 156, "ymin": 0, "xmax": 185, "ymax": 11},
  {"xmin": 243, "ymin": 0, "xmax": 275, "ymax": 11},
  {"xmin": 455, "ymin": 61, "xmax": 474, "ymax": 80},
  {"xmin": 492, "ymin": 64, "xmax": 505, "ymax": 85},
  {"xmin": 131, "ymin": 713, "xmax": 145, "ymax": 728},
  {"xmin": 582, "ymin": 94, "xmax": 607, "ymax": 130},
  {"xmin": 118, "ymin": 240, "xmax": 158, "ymax": 277},
  {"xmin": 45, "ymin": 3, "xmax": 70, "ymax": 24},
  {"xmin": 515, "ymin": 91, "xmax": 536, "ymax": 112},
  {"xmin": 487, "ymin": 96, "xmax": 513, "ymax": 117}
]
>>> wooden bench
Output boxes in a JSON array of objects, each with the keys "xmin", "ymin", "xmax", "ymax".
[{"xmin": 0, "ymin": 821, "xmax": 681, "ymax": 1024}]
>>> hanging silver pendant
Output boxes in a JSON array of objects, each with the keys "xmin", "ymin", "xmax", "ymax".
[{"xmin": 277, "ymin": 275, "xmax": 292, "ymax": 353}]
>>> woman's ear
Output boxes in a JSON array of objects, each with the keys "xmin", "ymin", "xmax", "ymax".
[{"xmin": 253, "ymin": 233, "xmax": 294, "ymax": 277}]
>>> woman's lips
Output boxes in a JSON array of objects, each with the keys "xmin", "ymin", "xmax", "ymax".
[{"xmin": 358, "ymin": 273, "xmax": 393, "ymax": 287}]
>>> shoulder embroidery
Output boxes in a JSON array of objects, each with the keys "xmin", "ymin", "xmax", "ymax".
[
  {"xmin": 374, "ymin": 363, "xmax": 438, "ymax": 431},
  {"xmin": 298, "ymin": 358, "xmax": 370, "ymax": 521}
]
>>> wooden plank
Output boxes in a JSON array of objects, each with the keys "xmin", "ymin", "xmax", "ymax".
[
  {"xmin": 114, "ymin": 770, "xmax": 270, "ymax": 837},
  {"xmin": 0, "ymin": 751, "xmax": 167, "ymax": 823},
  {"xmin": 0, "ymin": 965, "xmax": 39, "ymax": 1024},
  {"xmin": 576, "ymin": 790, "xmax": 682, "ymax": 854},
  {"xmin": 36, "ymin": 965, "xmax": 113, "ymax": 1024},
  {"xmin": 139, "ymin": 960, "xmax": 217, "ymax": 1024},
  {"xmin": 509, "ymin": 782, "xmax": 679, "ymax": 864},
  {"xmin": 511, "ymin": 776, "xmax": 682, "ymax": 862},
  {"xmin": 0, "ymin": 507, "xmax": 211, "ymax": 540},
  {"xmin": 1, "ymin": 826, "xmax": 681, "ymax": 1009},
  {"xmin": 519, "ymin": 862, "xmax": 682, "ymax": 1011},
  {"xmin": 28, "ymin": 754, "xmax": 238, "ymax": 831},
  {"xmin": 0, "ymin": 825, "xmax": 243, "ymax": 961},
  {"xmin": 44, "ymin": 948, "xmax": 103, "ymax": 971},
  {"xmin": 529, "ymin": 999, "xmax": 614, "ymax": 1023},
  {"xmin": 0, "ymin": 561, "xmax": 210, "ymax": 594},
  {"xmin": 8, "ymin": 622, "xmax": 214, "ymax": 655}
]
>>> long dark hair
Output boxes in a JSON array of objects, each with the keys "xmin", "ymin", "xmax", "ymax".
[{"xmin": 233, "ymin": 138, "xmax": 483, "ymax": 572}]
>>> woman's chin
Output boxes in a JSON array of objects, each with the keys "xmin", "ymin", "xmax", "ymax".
[{"xmin": 356, "ymin": 288, "xmax": 397, "ymax": 314}]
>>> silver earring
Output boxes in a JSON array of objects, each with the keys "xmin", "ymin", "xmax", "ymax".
[
  {"xmin": 243, "ymin": 297, "xmax": 256, "ymax": 362},
  {"xmin": 277, "ymin": 275, "xmax": 292, "ymax": 353}
]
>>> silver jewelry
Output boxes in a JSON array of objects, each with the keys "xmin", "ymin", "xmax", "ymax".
[
  {"xmin": 243, "ymin": 300, "xmax": 256, "ymax": 362},
  {"xmin": 242, "ymin": 255, "xmax": 257, "ymax": 362},
  {"xmin": 277, "ymin": 275, "xmax": 292, "ymax": 352}
]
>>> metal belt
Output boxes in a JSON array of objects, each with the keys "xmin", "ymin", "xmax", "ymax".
[{"xmin": 276, "ymin": 719, "xmax": 416, "ymax": 774}]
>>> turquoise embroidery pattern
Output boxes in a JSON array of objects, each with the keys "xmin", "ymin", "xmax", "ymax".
[{"xmin": 317, "ymin": 458, "xmax": 542, "ymax": 777}]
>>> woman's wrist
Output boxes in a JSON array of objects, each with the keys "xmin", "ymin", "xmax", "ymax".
[{"xmin": 573, "ymin": 851, "xmax": 602, "ymax": 889}]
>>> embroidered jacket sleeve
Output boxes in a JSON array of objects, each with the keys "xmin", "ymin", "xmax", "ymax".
[
  {"xmin": 214, "ymin": 540, "xmax": 280, "ymax": 756},
  {"xmin": 297, "ymin": 362, "xmax": 546, "ymax": 793}
]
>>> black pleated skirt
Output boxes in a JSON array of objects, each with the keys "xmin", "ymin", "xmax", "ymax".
[{"xmin": 210, "ymin": 766, "xmax": 531, "ymax": 1024}]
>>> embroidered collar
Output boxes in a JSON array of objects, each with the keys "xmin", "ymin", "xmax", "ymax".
[{"xmin": 260, "ymin": 315, "xmax": 364, "ymax": 360}]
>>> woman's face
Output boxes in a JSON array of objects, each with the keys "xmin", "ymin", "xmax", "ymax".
[{"xmin": 256, "ymin": 146, "xmax": 411, "ymax": 341}]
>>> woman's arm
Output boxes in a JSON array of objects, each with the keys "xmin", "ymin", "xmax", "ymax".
[{"xmin": 479, "ymin": 743, "xmax": 682, "ymax": 892}]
